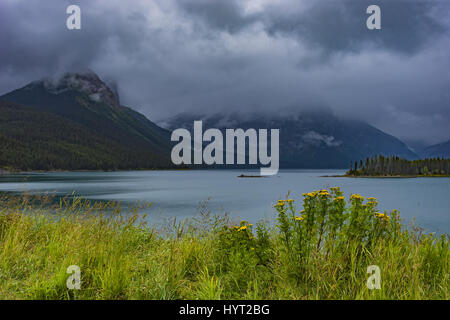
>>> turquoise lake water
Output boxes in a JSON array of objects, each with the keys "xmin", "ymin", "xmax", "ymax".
[{"xmin": 0, "ymin": 169, "xmax": 449, "ymax": 234}]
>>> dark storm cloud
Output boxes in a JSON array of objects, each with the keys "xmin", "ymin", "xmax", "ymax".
[
  {"xmin": 0, "ymin": 0, "xmax": 449, "ymax": 145},
  {"xmin": 179, "ymin": 0, "xmax": 258, "ymax": 33},
  {"xmin": 178, "ymin": 0, "xmax": 447, "ymax": 55},
  {"xmin": 266, "ymin": 0, "xmax": 446, "ymax": 56},
  {"xmin": 0, "ymin": 0, "xmax": 154, "ymax": 84}
]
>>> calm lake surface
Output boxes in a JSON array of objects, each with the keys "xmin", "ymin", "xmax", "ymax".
[{"xmin": 0, "ymin": 169, "xmax": 449, "ymax": 234}]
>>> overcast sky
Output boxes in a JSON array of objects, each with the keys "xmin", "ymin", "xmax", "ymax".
[{"xmin": 0, "ymin": 0, "xmax": 449, "ymax": 146}]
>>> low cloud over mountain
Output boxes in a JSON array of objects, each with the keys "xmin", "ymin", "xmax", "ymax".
[{"xmin": 0, "ymin": 0, "xmax": 449, "ymax": 145}]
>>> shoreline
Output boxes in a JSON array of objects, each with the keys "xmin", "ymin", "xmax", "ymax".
[
  {"xmin": 323, "ymin": 174, "xmax": 450, "ymax": 178},
  {"xmin": 0, "ymin": 167, "xmax": 192, "ymax": 175}
]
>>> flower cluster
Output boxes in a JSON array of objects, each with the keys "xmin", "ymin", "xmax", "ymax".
[
  {"xmin": 230, "ymin": 221, "xmax": 254, "ymax": 232},
  {"xmin": 350, "ymin": 194, "xmax": 365, "ymax": 201},
  {"xmin": 272, "ymin": 187, "xmax": 400, "ymax": 259},
  {"xmin": 375, "ymin": 212, "xmax": 390, "ymax": 221},
  {"xmin": 318, "ymin": 189, "xmax": 330, "ymax": 197},
  {"xmin": 274, "ymin": 199, "xmax": 294, "ymax": 208}
]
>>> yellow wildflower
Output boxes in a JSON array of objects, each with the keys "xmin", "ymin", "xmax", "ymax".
[
  {"xmin": 350, "ymin": 194, "xmax": 365, "ymax": 201},
  {"xmin": 334, "ymin": 196, "xmax": 345, "ymax": 201},
  {"xmin": 295, "ymin": 216, "xmax": 305, "ymax": 221},
  {"xmin": 375, "ymin": 212, "xmax": 390, "ymax": 221},
  {"xmin": 238, "ymin": 226, "xmax": 248, "ymax": 231}
]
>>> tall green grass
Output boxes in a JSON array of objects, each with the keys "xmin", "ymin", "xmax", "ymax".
[{"xmin": 0, "ymin": 188, "xmax": 448, "ymax": 300}]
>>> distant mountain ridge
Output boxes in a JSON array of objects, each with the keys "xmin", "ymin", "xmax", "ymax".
[
  {"xmin": 419, "ymin": 140, "xmax": 450, "ymax": 159},
  {"xmin": 162, "ymin": 112, "xmax": 418, "ymax": 169},
  {"xmin": 0, "ymin": 71, "xmax": 173, "ymax": 171},
  {"xmin": 0, "ymin": 71, "xmax": 424, "ymax": 171}
]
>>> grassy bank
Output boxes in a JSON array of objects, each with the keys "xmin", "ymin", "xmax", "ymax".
[{"xmin": 0, "ymin": 189, "xmax": 448, "ymax": 300}]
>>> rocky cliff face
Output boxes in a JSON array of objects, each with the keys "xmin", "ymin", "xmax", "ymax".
[{"xmin": 37, "ymin": 70, "xmax": 122, "ymax": 109}]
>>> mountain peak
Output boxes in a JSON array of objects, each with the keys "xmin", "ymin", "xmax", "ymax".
[
  {"xmin": 0, "ymin": 71, "xmax": 173, "ymax": 171},
  {"xmin": 34, "ymin": 70, "xmax": 121, "ymax": 109}
]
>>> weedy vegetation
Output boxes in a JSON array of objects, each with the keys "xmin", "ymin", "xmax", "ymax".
[{"xmin": 0, "ymin": 188, "xmax": 448, "ymax": 300}]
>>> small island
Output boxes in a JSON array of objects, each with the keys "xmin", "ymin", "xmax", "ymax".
[
  {"xmin": 342, "ymin": 155, "xmax": 450, "ymax": 178},
  {"xmin": 237, "ymin": 174, "xmax": 265, "ymax": 178}
]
